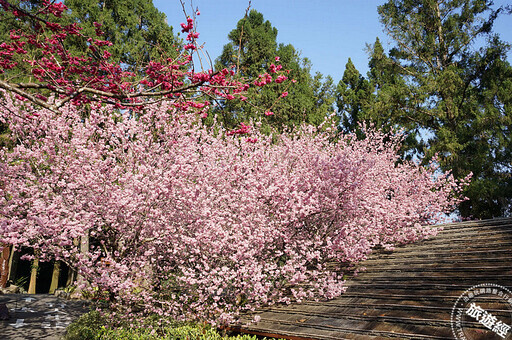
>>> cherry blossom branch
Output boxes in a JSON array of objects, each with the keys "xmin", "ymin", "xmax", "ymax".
[{"xmin": 0, "ymin": 79, "xmax": 58, "ymax": 112}]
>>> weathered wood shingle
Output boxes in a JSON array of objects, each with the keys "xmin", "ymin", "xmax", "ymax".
[{"xmin": 233, "ymin": 218, "xmax": 512, "ymax": 339}]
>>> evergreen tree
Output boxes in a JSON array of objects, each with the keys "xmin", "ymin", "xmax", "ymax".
[
  {"xmin": 336, "ymin": 42, "xmax": 420, "ymax": 157},
  {"xmin": 336, "ymin": 58, "xmax": 372, "ymax": 132},
  {"xmin": 312, "ymin": 72, "xmax": 336, "ymax": 125},
  {"xmin": 218, "ymin": 10, "xmax": 277, "ymax": 78},
  {"xmin": 215, "ymin": 10, "xmax": 335, "ymax": 131},
  {"xmin": 343, "ymin": 0, "xmax": 512, "ymax": 218},
  {"xmin": 63, "ymin": 0, "xmax": 179, "ymax": 69}
]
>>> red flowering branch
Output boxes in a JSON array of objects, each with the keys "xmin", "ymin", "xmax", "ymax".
[{"xmin": 0, "ymin": 0, "xmax": 292, "ymax": 119}]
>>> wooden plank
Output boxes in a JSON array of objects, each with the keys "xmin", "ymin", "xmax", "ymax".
[
  {"xmin": 361, "ymin": 256, "xmax": 512, "ymax": 267},
  {"xmin": 234, "ymin": 217, "xmax": 512, "ymax": 339},
  {"xmin": 359, "ymin": 265, "xmax": 512, "ymax": 273},
  {"xmin": 370, "ymin": 240, "xmax": 512, "ymax": 254},
  {"xmin": 366, "ymin": 248, "xmax": 511, "ymax": 259},
  {"xmin": 235, "ymin": 316, "xmax": 454, "ymax": 340}
]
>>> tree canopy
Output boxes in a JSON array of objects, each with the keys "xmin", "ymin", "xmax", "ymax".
[
  {"xmin": 336, "ymin": 0, "xmax": 512, "ymax": 218},
  {"xmin": 215, "ymin": 9, "xmax": 336, "ymax": 132},
  {"xmin": 63, "ymin": 0, "xmax": 179, "ymax": 69}
]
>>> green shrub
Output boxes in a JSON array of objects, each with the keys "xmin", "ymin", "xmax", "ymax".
[
  {"xmin": 97, "ymin": 325, "xmax": 260, "ymax": 340},
  {"xmin": 65, "ymin": 311, "xmax": 270, "ymax": 340},
  {"xmin": 65, "ymin": 310, "xmax": 104, "ymax": 340}
]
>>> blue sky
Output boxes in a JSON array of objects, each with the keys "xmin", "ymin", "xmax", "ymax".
[{"xmin": 153, "ymin": 0, "xmax": 512, "ymax": 84}]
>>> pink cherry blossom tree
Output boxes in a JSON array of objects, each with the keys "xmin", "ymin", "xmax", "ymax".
[{"xmin": 0, "ymin": 90, "xmax": 469, "ymax": 324}]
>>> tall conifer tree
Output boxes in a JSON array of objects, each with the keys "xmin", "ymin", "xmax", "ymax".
[
  {"xmin": 64, "ymin": 0, "xmax": 179, "ymax": 69},
  {"xmin": 216, "ymin": 10, "xmax": 335, "ymax": 131},
  {"xmin": 337, "ymin": 0, "xmax": 511, "ymax": 218}
]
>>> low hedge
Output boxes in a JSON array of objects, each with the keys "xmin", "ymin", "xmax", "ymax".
[{"xmin": 65, "ymin": 311, "xmax": 270, "ymax": 340}]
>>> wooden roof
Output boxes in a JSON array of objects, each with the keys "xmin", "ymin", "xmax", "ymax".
[{"xmin": 232, "ymin": 218, "xmax": 512, "ymax": 339}]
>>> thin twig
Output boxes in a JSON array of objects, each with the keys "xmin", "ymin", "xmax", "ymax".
[{"xmin": 236, "ymin": 1, "xmax": 252, "ymax": 77}]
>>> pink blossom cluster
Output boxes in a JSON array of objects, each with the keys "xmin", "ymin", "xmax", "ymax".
[
  {"xmin": 180, "ymin": 17, "xmax": 194, "ymax": 33},
  {"xmin": 269, "ymin": 63, "xmax": 282, "ymax": 73},
  {"xmin": 0, "ymin": 93, "xmax": 469, "ymax": 325},
  {"xmin": 183, "ymin": 17, "xmax": 199, "ymax": 51},
  {"xmin": 226, "ymin": 122, "xmax": 251, "ymax": 135},
  {"xmin": 253, "ymin": 73, "xmax": 273, "ymax": 87}
]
